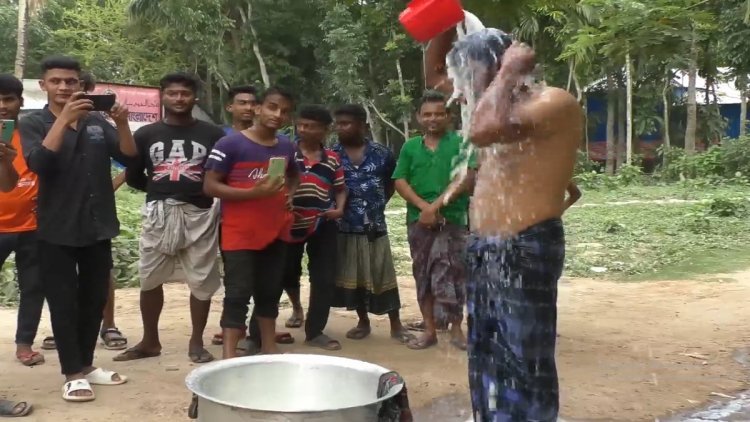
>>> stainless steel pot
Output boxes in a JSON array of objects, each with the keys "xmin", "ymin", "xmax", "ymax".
[{"xmin": 185, "ymin": 354, "xmax": 404, "ymax": 422}]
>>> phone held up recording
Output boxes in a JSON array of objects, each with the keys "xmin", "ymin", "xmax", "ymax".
[
  {"xmin": 81, "ymin": 94, "xmax": 116, "ymax": 112},
  {"xmin": 267, "ymin": 156, "xmax": 286, "ymax": 181},
  {"xmin": 1, "ymin": 120, "xmax": 15, "ymax": 145}
]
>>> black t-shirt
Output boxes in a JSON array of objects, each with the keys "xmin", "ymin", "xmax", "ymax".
[
  {"xmin": 19, "ymin": 108, "xmax": 129, "ymax": 246},
  {"xmin": 125, "ymin": 120, "xmax": 225, "ymax": 208}
]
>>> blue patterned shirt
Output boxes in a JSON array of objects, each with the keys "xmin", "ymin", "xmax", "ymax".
[{"xmin": 332, "ymin": 140, "xmax": 396, "ymax": 234}]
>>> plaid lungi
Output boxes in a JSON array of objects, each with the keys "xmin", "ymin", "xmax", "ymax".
[{"xmin": 465, "ymin": 219, "xmax": 565, "ymax": 422}]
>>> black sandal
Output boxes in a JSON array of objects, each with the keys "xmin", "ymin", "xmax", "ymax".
[
  {"xmin": 0, "ymin": 399, "xmax": 32, "ymax": 417},
  {"xmin": 100, "ymin": 328, "xmax": 128, "ymax": 351},
  {"xmin": 41, "ymin": 336, "xmax": 56, "ymax": 350}
]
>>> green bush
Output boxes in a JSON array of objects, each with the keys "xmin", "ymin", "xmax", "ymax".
[
  {"xmin": 575, "ymin": 150, "xmax": 600, "ymax": 176},
  {"xmin": 721, "ymin": 136, "xmax": 750, "ymax": 178},
  {"xmin": 707, "ymin": 197, "xmax": 748, "ymax": 218},
  {"xmin": 615, "ymin": 164, "xmax": 643, "ymax": 186},
  {"xmin": 657, "ymin": 136, "xmax": 750, "ymax": 182}
]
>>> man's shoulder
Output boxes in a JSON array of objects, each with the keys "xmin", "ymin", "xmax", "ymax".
[
  {"xmin": 18, "ymin": 111, "xmax": 46, "ymax": 128},
  {"xmin": 323, "ymin": 148, "xmax": 340, "ymax": 159},
  {"xmin": 403, "ymin": 136, "xmax": 422, "ymax": 149},
  {"xmin": 276, "ymin": 133, "xmax": 293, "ymax": 145},
  {"xmin": 537, "ymin": 87, "xmax": 580, "ymax": 110},
  {"xmin": 134, "ymin": 121, "xmax": 162, "ymax": 134},
  {"xmin": 19, "ymin": 110, "xmax": 45, "ymax": 122},
  {"xmin": 195, "ymin": 120, "xmax": 225, "ymax": 135},
  {"xmin": 213, "ymin": 132, "xmax": 242, "ymax": 150},
  {"xmin": 369, "ymin": 141, "xmax": 392, "ymax": 156}
]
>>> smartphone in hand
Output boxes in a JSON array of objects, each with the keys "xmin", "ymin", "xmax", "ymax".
[
  {"xmin": 1, "ymin": 120, "xmax": 15, "ymax": 144},
  {"xmin": 267, "ymin": 157, "xmax": 286, "ymax": 180},
  {"xmin": 81, "ymin": 94, "xmax": 116, "ymax": 112}
]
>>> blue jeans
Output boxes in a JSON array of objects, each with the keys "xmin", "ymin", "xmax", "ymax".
[{"xmin": 0, "ymin": 231, "xmax": 44, "ymax": 346}]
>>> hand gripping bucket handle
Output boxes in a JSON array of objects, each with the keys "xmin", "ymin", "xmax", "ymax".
[{"xmin": 378, "ymin": 371, "xmax": 413, "ymax": 422}]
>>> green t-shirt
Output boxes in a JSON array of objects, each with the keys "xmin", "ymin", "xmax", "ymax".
[{"xmin": 392, "ymin": 131, "xmax": 477, "ymax": 226}]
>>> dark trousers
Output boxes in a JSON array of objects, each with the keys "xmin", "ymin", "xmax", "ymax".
[
  {"xmin": 0, "ymin": 231, "xmax": 44, "ymax": 346},
  {"xmin": 38, "ymin": 239, "xmax": 112, "ymax": 375},
  {"xmin": 285, "ymin": 220, "xmax": 338, "ymax": 341},
  {"xmin": 249, "ymin": 220, "xmax": 338, "ymax": 343},
  {"xmin": 221, "ymin": 240, "xmax": 287, "ymax": 329}
]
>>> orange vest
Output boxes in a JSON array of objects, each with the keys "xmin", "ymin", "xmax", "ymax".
[{"xmin": 0, "ymin": 130, "xmax": 38, "ymax": 233}]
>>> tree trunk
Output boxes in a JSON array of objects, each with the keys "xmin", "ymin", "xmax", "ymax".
[
  {"xmin": 685, "ymin": 30, "xmax": 698, "ymax": 155},
  {"xmin": 662, "ymin": 69, "xmax": 671, "ymax": 157},
  {"xmin": 606, "ymin": 74, "xmax": 616, "ymax": 175},
  {"xmin": 705, "ymin": 72, "xmax": 711, "ymax": 106},
  {"xmin": 366, "ymin": 59, "xmax": 384, "ymax": 143},
  {"xmin": 205, "ymin": 66, "xmax": 214, "ymax": 119},
  {"xmin": 583, "ymin": 96, "xmax": 589, "ymax": 154},
  {"xmin": 362, "ymin": 103, "xmax": 379, "ymax": 144},
  {"xmin": 740, "ymin": 74, "xmax": 749, "ymax": 138},
  {"xmin": 243, "ymin": 2, "xmax": 270, "ymax": 88},
  {"xmin": 422, "ymin": 44, "xmax": 427, "ymax": 89},
  {"xmin": 14, "ymin": 0, "xmax": 28, "ymax": 78},
  {"xmin": 617, "ymin": 88, "xmax": 626, "ymax": 169},
  {"xmin": 566, "ymin": 59, "xmax": 574, "ymax": 92},
  {"xmin": 625, "ymin": 50, "xmax": 634, "ymax": 166},
  {"xmin": 396, "ymin": 58, "xmax": 409, "ymax": 141}
]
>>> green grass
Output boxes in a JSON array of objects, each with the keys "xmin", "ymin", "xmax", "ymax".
[
  {"xmin": 3, "ymin": 183, "xmax": 750, "ymax": 305},
  {"xmin": 578, "ymin": 182, "xmax": 749, "ymax": 205},
  {"xmin": 562, "ymin": 199, "xmax": 750, "ymax": 278},
  {"xmin": 385, "ymin": 185, "xmax": 750, "ymax": 281}
]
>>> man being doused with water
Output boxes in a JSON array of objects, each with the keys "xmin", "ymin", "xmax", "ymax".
[{"xmin": 427, "ymin": 29, "xmax": 582, "ymax": 421}]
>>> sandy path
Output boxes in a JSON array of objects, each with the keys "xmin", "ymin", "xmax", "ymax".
[{"xmin": 0, "ymin": 271, "xmax": 748, "ymax": 422}]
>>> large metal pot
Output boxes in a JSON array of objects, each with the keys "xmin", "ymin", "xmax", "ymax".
[{"xmin": 185, "ymin": 354, "xmax": 404, "ymax": 422}]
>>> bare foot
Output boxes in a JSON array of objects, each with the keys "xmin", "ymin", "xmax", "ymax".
[
  {"xmin": 16, "ymin": 344, "xmax": 44, "ymax": 366},
  {"xmin": 285, "ymin": 308, "xmax": 305, "ymax": 328},
  {"xmin": 260, "ymin": 346, "xmax": 282, "ymax": 355},
  {"xmin": 113, "ymin": 342, "xmax": 162, "ymax": 362},
  {"xmin": 449, "ymin": 324, "xmax": 467, "ymax": 351},
  {"xmin": 406, "ymin": 334, "xmax": 438, "ymax": 350}
]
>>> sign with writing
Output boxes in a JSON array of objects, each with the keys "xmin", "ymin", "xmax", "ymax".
[{"xmin": 93, "ymin": 83, "xmax": 161, "ymax": 125}]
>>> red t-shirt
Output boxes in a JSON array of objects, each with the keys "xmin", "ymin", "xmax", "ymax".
[
  {"xmin": 0, "ymin": 130, "xmax": 38, "ymax": 233},
  {"xmin": 205, "ymin": 132, "xmax": 297, "ymax": 251}
]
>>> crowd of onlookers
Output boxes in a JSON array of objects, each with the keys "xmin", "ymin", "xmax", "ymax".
[
  {"xmin": 0, "ymin": 53, "xmax": 485, "ymax": 415},
  {"xmin": 2, "ymin": 27, "xmax": 583, "ymax": 420}
]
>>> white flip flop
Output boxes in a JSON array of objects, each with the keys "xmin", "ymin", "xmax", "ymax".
[
  {"xmin": 85, "ymin": 368, "xmax": 128, "ymax": 386},
  {"xmin": 62, "ymin": 379, "xmax": 95, "ymax": 402}
]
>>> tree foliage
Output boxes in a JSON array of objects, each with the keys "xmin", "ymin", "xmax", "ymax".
[{"xmin": 0, "ymin": 0, "xmax": 747, "ymax": 159}]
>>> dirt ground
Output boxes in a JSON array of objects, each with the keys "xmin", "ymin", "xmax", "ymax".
[{"xmin": 1, "ymin": 270, "xmax": 749, "ymax": 422}]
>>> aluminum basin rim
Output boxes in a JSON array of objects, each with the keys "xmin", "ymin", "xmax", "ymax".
[{"xmin": 185, "ymin": 354, "xmax": 405, "ymax": 413}]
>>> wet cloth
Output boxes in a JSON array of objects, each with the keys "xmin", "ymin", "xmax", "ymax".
[
  {"xmin": 333, "ymin": 233, "xmax": 401, "ymax": 315},
  {"xmin": 465, "ymin": 219, "xmax": 565, "ymax": 422},
  {"xmin": 407, "ymin": 222, "xmax": 467, "ymax": 324},
  {"xmin": 139, "ymin": 199, "xmax": 221, "ymax": 301}
]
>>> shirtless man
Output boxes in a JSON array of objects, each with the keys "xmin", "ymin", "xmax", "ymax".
[{"xmin": 427, "ymin": 29, "xmax": 582, "ymax": 422}]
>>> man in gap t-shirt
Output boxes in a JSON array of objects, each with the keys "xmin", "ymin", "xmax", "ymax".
[{"xmin": 116, "ymin": 72, "xmax": 224, "ymax": 365}]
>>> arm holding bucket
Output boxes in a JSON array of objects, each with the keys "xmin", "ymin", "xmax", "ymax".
[{"xmin": 424, "ymin": 29, "xmax": 456, "ymax": 96}]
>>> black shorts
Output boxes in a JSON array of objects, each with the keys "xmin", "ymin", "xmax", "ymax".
[{"xmin": 220, "ymin": 240, "xmax": 287, "ymax": 329}]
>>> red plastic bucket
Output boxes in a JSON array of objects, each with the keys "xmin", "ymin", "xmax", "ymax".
[{"xmin": 399, "ymin": 0, "xmax": 465, "ymax": 43}]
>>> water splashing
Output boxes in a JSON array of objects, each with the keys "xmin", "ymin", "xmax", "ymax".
[{"xmin": 443, "ymin": 13, "xmax": 512, "ymax": 205}]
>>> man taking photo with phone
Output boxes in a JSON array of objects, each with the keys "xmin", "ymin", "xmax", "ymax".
[{"xmin": 19, "ymin": 56, "xmax": 136, "ymax": 402}]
